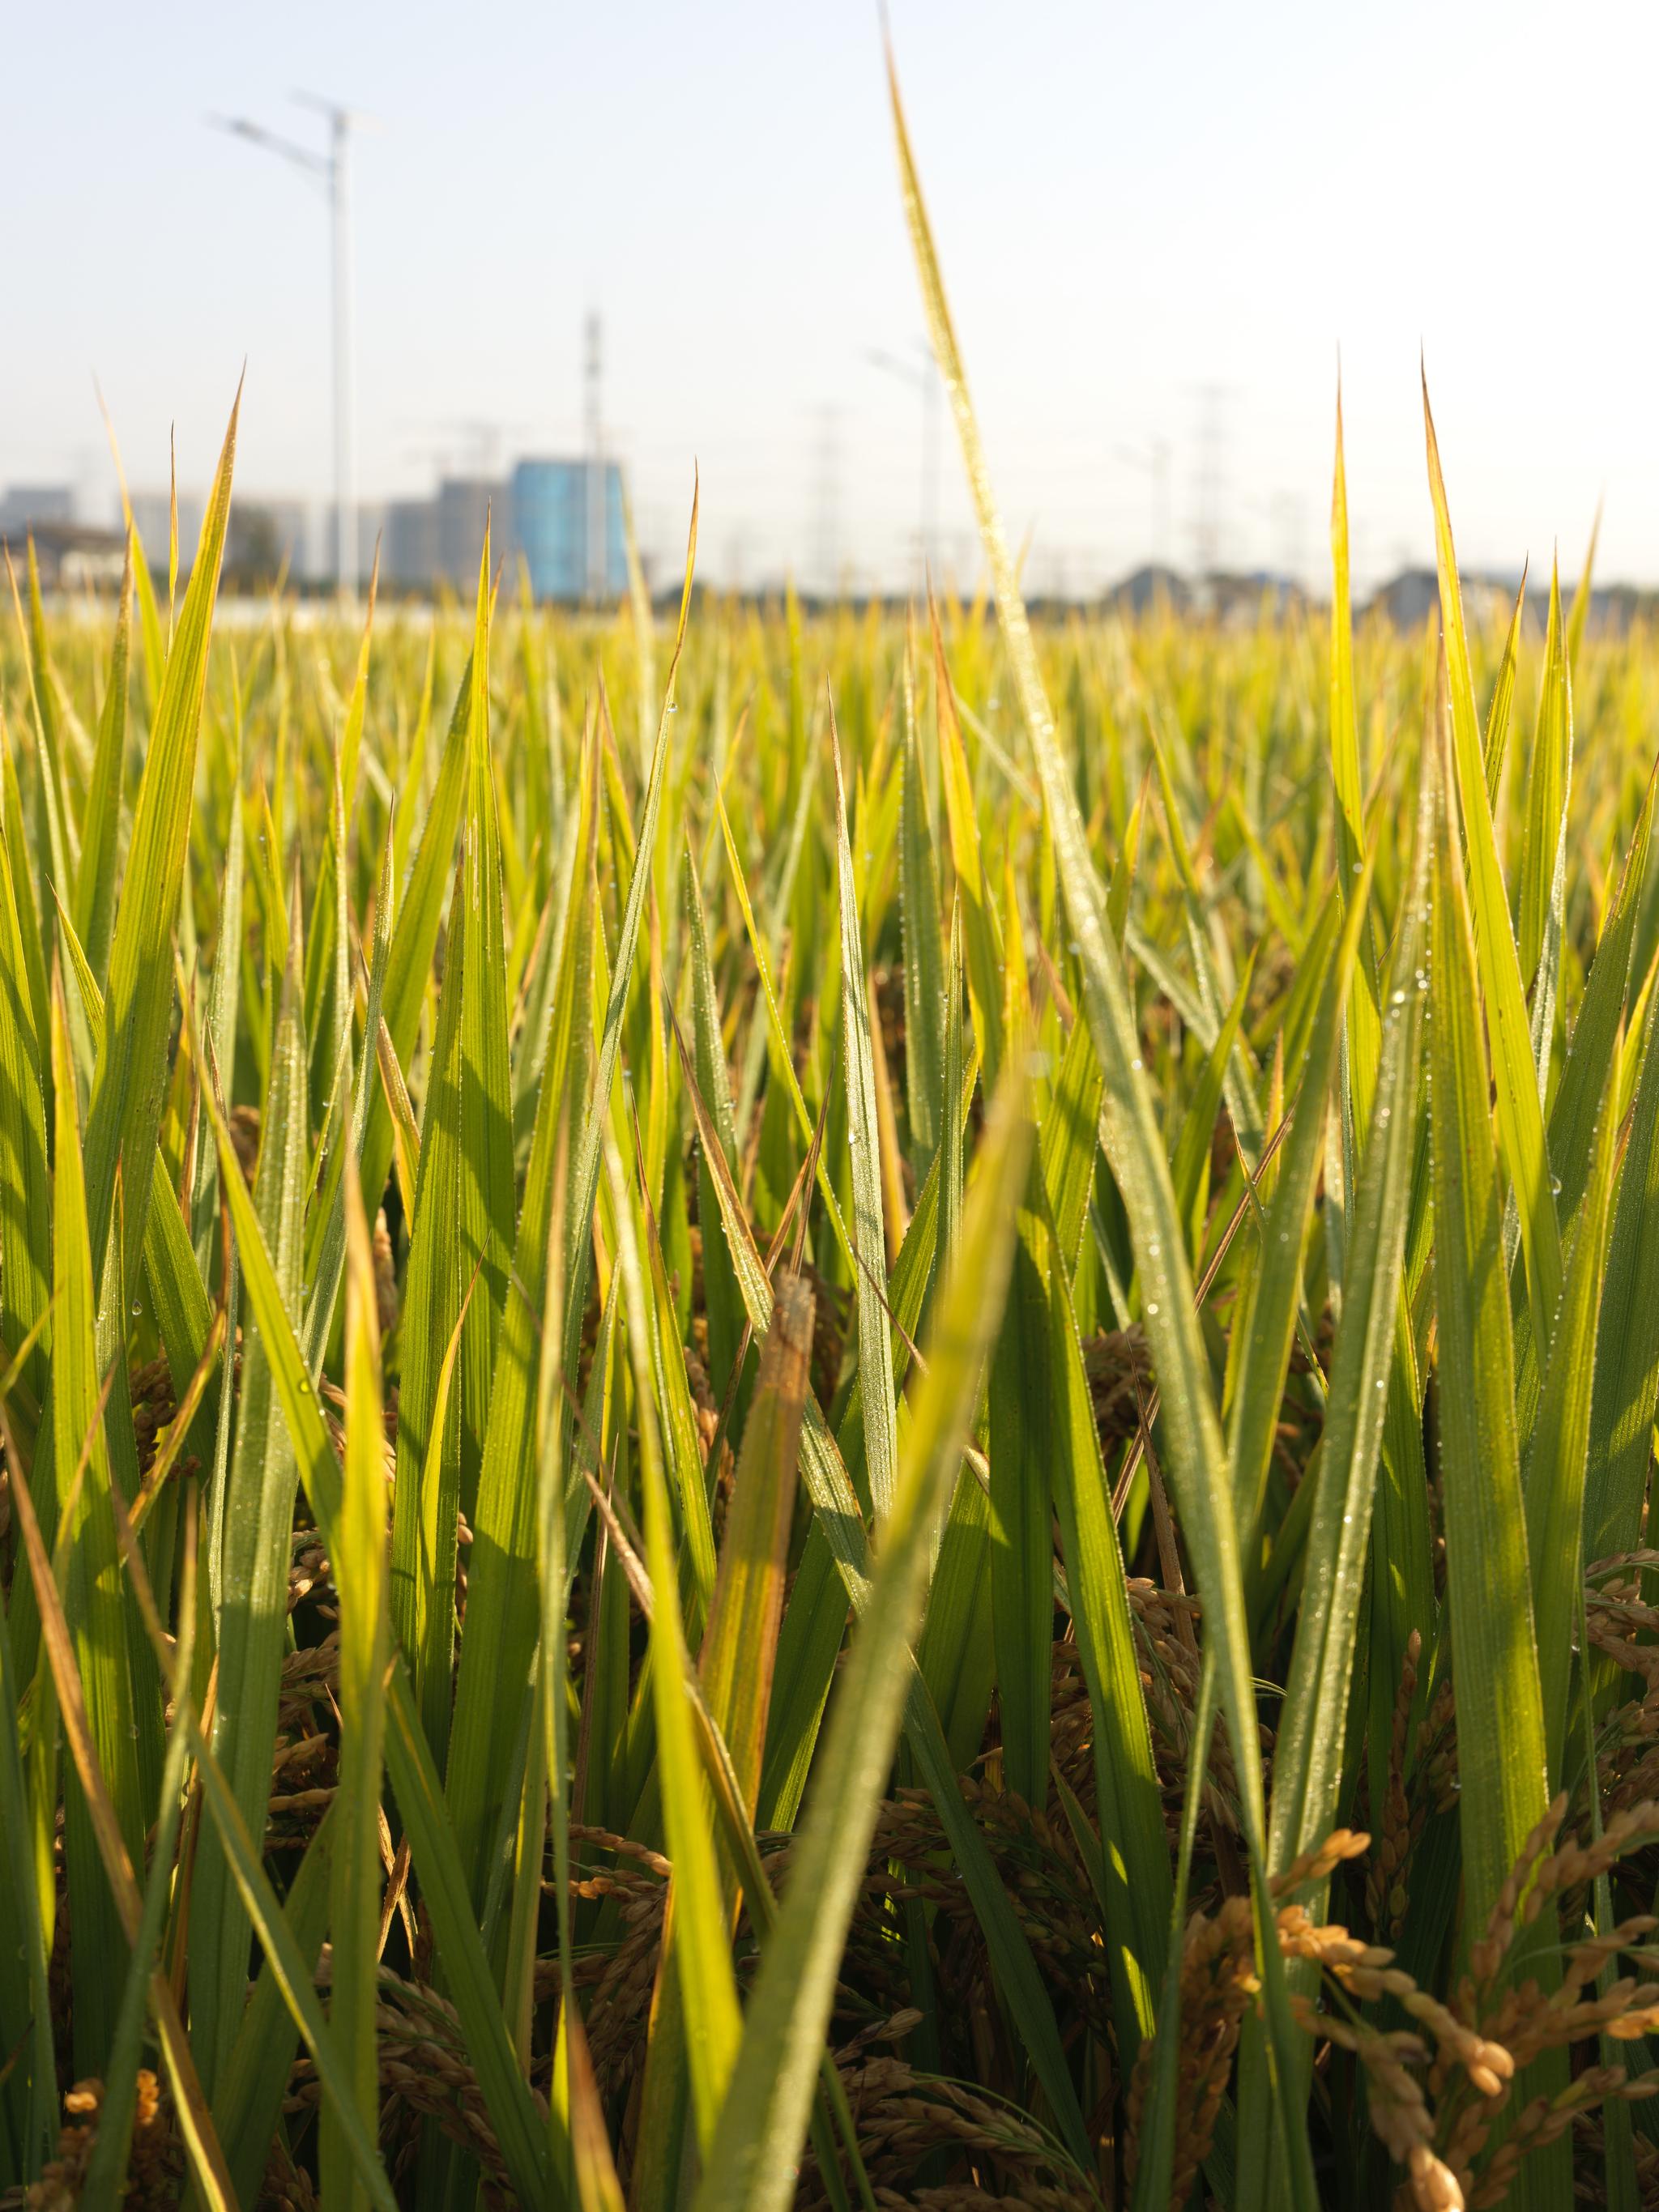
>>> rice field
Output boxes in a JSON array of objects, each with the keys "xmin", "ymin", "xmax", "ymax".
[{"xmin": 9, "ymin": 56, "xmax": 1659, "ymax": 2212}]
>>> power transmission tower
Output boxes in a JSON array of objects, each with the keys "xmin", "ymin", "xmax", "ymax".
[
  {"xmin": 864, "ymin": 340, "xmax": 941, "ymax": 590},
  {"xmin": 1116, "ymin": 437, "xmax": 1175, "ymax": 573}
]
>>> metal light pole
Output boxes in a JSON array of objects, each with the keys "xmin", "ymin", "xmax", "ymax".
[
  {"xmin": 864, "ymin": 341, "xmax": 941, "ymax": 590},
  {"xmin": 211, "ymin": 96, "xmax": 363, "ymax": 597}
]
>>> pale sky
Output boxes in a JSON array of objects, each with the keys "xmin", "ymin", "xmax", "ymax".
[{"xmin": 6, "ymin": 0, "xmax": 1657, "ymax": 595}]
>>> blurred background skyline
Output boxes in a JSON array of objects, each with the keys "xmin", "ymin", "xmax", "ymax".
[{"xmin": 6, "ymin": 0, "xmax": 1657, "ymax": 601}]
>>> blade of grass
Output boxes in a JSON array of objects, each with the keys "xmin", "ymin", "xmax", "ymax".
[
  {"xmin": 187, "ymin": 1024, "xmax": 563, "ymax": 2209},
  {"xmin": 1229, "ymin": 867, "xmax": 1371, "ymax": 1541},
  {"xmin": 1428, "ymin": 650, "xmax": 1564, "ymax": 2202},
  {"xmin": 692, "ymin": 1066, "xmax": 1032, "ymax": 2212},
  {"xmin": 630, "ymin": 1220, "xmax": 791, "ymax": 2196},
  {"xmin": 190, "ymin": 720, "xmax": 244, "ymax": 1279},
  {"xmin": 6, "ymin": 1418, "xmax": 235, "ymax": 2212},
  {"xmin": 888, "ymin": 45, "xmax": 1316, "ymax": 2203},
  {"xmin": 321, "ymin": 1149, "xmax": 393, "ymax": 2212},
  {"xmin": 899, "ymin": 638, "xmax": 945, "ymax": 1165},
  {"xmin": 212, "ymin": 1804, "xmax": 335, "ymax": 2206},
  {"xmin": 45, "ymin": 972, "xmax": 142, "ymax": 2076},
  {"xmin": 1582, "ymin": 963, "xmax": 1659, "ymax": 1572},
  {"xmin": 929, "ymin": 599, "xmax": 1004, "ymax": 1083},
  {"xmin": 190, "ymin": 894, "xmax": 310, "ymax": 2097},
  {"xmin": 341, "ymin": 637, "xmax": 475, "ymax": 1297},
  {"xmin": 303, "ymin": 813, "xmax": 394, "ymax": 1373},
  {"xmin": 0, "ymin": 820, "xmax": 50, "ymax": 1449},
  {"xmin": 80, "ymin": 1489, "xmax": 199, "ymax": 2212},
  {"xmin": 1527, "ymin": 1055, "xmax": 1617, "ymax": 1787},
  {"xmin": 604, "ymin": 1132, "xmax": 742, "ymax": 2156},
  {"xmin": 685, "ymin": 849, "xmax": 744, "ymax": 1403},
  {"xmin": 446, "ymin": 724, "xmax": 599, "ymax": 1912},
  {"xmin": 389, "ymin": 855, "xmax": 469, "ymax": 1757},
  {"xmin": 832, "ymin": 710, "xmax": 900, "ymax": 1521},
  {"xmin": 82, "ymin": 383, "xmax": 239, "ymax": 1310},
  {"xmin": 680, "ymin": 1016, "xmax": 1090, "ymax": 2163},
  {"xmin": 1519, "ymin": 560, "xmax": 1572, "ymax": 999},
  {"xmin": 1234, "ymin": 805, "xmax": 1427, "ymax": 2206},
  {"xmin": 1046, "ymin": 1217, "xmax": 1168, "ymax": 2061},
  {"xmin": 73, "ymin": 536, "xmax": 130, "ymax": 991},
  {"xmin": 1423, "ymin": 371, "xmax": 1562, "ymax": 1360},
  {"xmin": 0, "ymin": 1526, "xmax": 54, "ymax": 2179}
]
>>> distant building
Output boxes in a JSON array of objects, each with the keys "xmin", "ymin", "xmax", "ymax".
[
  {"xmin": 355, "ymin": 502, "xmax": 389, "ymax": 586},
  {"xmin": 79, "ymin": 450, "xmax": 635, "ymax": 600},
  {"xmin": 435, "ymin": 477, "xmax": 501, "ymax": 590},
  {"xmin": 0, "ymin": 484, "xmax": 75, "ymax": 539},
  {"xmin": 2, "ymin": 521, "xmax": 126, "ymax": 592},
  {"xmin": 227, "ymin": 497, "xmax": 313, "ymax": 584},
  {"xmin": 128, "ymin": 488, "xmax": 207, "ymax": 567},
  {"xmin": 1363, "ymin": 566, "xmax": 1647, "ymax": 639},
  {"xmin": 385, "ymin": 498, "xmax": 441, "ymax": 590},
  {"xmin": 1106, "ymin": 565, "xmax": 1192, "ymax": 616},
  {"xmin": 511, "ymin": 458, "xmax": 626, "ymax": 602}
]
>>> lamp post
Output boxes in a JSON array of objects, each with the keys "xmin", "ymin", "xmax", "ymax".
[{"xmin": 211, "ymin": 96, "xmax": 363, "ymax": 597}]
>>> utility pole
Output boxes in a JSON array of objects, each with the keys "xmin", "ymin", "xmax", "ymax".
[
  {"xmin": 864, "ymin": 341, "xmax": 941, "ymax": 590},
  {"xmin": 585, "ymin": 310, "xmax": 606, "ymax": 603},
  {"xmin": 211, "ymin": 95, "xmax": 365, "ymax": 597}
]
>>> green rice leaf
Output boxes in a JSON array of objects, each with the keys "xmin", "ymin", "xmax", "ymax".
[
  {"xmin": 320, "ymin": 1151, "xmax": 393, "ymax": 2212},
  {"xmin": 888, "ymin": 46, "xmax": 1316, "ymax": 2205},
  {"xmin": 1046, "ymin": 1218, "xmax": 1167, "ymax": 2060},
  {"xmin": 73, "ymin": 539, "xmax": 130, "ymax": 992},
  {"xmin": 445, "ymin": 723, "xmax": 599, "ymax": 1912},
  {"xmin": 190, "ymin": 893, "xmax": 310, "ymax": 2096},
  {"xmin": 190, "ymin": 1029, "xmax": 562, "ymax": 2208},
  {"xmin": 680, "ymin": 1016, "xmax": 1090, "ymax": 2167},
  {"xmin": 605, "ymin": 1132, "xmax": 742, "ymax": 2156},
  {"xmin": 833, "ymin": 717, "xmax": 900, "ymax": 1520},
  {"xmin": 898, "ymin": 641, "xmax": 945, "ymax": 1164},
  {"xmin": 1229, "ymin": 871, "xmax": 1369, "ymax": 1540},
  {"xmin": 693, "ymin": 1068, "xmax": 1031, "ymax": 2212},
  {"xmin": 1519, "ymin": 560, "xmax": 1572, "ymax": 995},
  {"xmin": 1427, "ymin": 660, "xmax": 1552, "ymax": 1943},
  {"xmin": 46, "ymin": 974, "xmax": 143, "ymax": 2076},
  {"xmin": 82, "ymin": 385, "xmax": 239, "ymax": 1309},
  {"xmin": 1583, "ymin": 959, "xmax": 1659, "ymax": 1571},
  {"xmin": 1423, "ymin": 373, "xmax": 1562, "ymax": 1359},
  {"xmin": 1527, "ymin": 1056, "xmax": 1617, "ymax": 1787}
]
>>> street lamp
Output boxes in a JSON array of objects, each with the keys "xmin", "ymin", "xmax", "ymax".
[
  {"xmin": 211, "ymin": 95, "xmax": 365, "ymax": 597},
  {"xmin": 864, "ymin": 341, "xmax": 941, "ymax": 590}
]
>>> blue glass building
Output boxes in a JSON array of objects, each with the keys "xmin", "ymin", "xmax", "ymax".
[{"xmin": 510, "ymin": 458, "xmax": 628, "ymax": 602}]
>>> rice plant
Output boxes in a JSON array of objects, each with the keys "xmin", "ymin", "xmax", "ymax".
[{"xmin": 7, "ymin": 49, "xmax": 1659, "ymax": 2212}]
